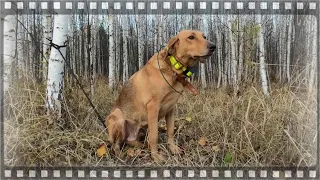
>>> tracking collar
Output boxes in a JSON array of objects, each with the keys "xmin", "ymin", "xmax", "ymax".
[{"xmin": 165, "ymin": 47, "xmax": 193, "ymax": 77}]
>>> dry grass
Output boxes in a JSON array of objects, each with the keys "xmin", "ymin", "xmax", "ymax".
[{"xmin": 4, "ymin": 78, "xmax": 317, "ymax": 167}]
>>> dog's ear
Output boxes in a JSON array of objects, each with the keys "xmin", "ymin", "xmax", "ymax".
[{"xmin": 166, "ymin": 36, "xmax": 179, "ymax": 56}]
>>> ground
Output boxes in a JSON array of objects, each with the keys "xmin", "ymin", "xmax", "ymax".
[{"xmin": 4, "ymin": 78, "xmax": 317, "ymax": 167}]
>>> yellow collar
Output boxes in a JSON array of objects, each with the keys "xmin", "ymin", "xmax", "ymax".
[{"xmin": 165, "ymin": 47, "xmax": 193, "ymax": 77}]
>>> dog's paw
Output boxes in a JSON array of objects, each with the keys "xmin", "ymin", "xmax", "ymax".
[
  {"xmin": 151, "ymin": 152, "xmax": 165, "ymax": 164},
  {"xmin": 169, "ymin": 144, "xmax": 183, "ymax": 154}
]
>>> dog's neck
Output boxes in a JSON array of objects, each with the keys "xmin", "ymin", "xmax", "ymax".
[
  {"xmin": 167, "ymin": 55, "xmax": 193, "ymax": 78},
  {"xmin": 161, "ymin": 51, "xmax": 199, "ymax": 95}
]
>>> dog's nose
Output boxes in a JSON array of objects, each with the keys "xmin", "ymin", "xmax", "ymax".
[{"xmin": 207, "ymin": 42, "xmax": 216, "ymax": 52}]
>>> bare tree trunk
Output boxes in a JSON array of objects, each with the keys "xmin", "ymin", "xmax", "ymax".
[
  {"xmin": 108, "ymin": 14, "xmax": 115, "ymax": 89},
  {"xmin": 238, "ymin": 18, "xmax": 244, "ymax": 88},
  {"xmin": 308, "ymin": 16, "xmax": 317, "ymax": 92},
  {"xmin": 278, "ymin": 19, "xmax": 283, "ymax": 83},
  {"xmin": 26, "ymin": 14, "xmax": 33, "ymax": 76},
  {"xmin": 3, "ymin": 15, "xmax": 17, "ymax": 92},
  {"xmin": 122, "ymin": 15, "xmax": 129, "ymax": 82},
  {"xmin": 257, "ymin": 15, "xmax": 269, "ymax": 96},
  {"xmin": 90, "ymin": 15, "xmax": 97, "ymax": 98},
  {"xmin": 17, "ymin": 14, "xmax": 25, "ymax": 78},
  {"xmin": 84, "ymin": 24, "xmax": 89, "ymax": 80},
  {"xmin": 42, "ymin": 14, "xmax": 52, "ymax": 81},
  {"xmin": 46, "ymin": 15, "xmax": 69, "ymax": 117},
  {"xmin": 115, "ymin": 16, "xmax": 121, "ymax": 84},
  {"xmin": 286, "ymin": 15, "xmax": 293, "ymax": 82},
  {"xmin": 228, "ymin": 15, "xmax": 237, "ymax": 94},
  {"xmin": 153, "ymin": 15, "xmax": 158, "ymax": 53},
  {"xmin": 214, "ymin": 15, "xmax": 222, "ymax": 88},
  {"xmin": 199, "ymin": 15, "xmax": 207, "ymax": 88}
]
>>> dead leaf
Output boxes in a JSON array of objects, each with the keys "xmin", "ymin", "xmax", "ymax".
[
  {"xmin": 127, "ymin": 148, "xmax": 142, "ymax": 157},
  {"xmin": 211, "ymin": 145, "xmax": 220, "ymax": 152},
  {"xmin": 199, "ymin": 137, "xmax": 207, "ymax": 146},
  {"xmin": 160, "ymin": 123, "xmax": 167, "ymax": 130},
  {"xmin": 135, "ymin": 149, "xmax": 142, "ymax": 156},
  {"xmin": 127, "ymin": 148, "xmax": 135, "ymax": 157},
  {"xmin": 97, "ymin": 144, "xmax": 107, "ymax": 157},
  {"xmin": 185, "ymin": 115, "xmax": 192, "ymax": 122}
]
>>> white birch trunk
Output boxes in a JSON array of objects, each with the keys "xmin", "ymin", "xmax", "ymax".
[
  {"xmin": 305, "ymin": 16, "xmax": 311, "ymax": 84},
  {"xmin": 153, "ymin": 16, "xmax": 158, "ymax": 53},
  {"xmin": 221, "ymin": 16, "xmax": 227, "ymax": 87},
  {"xmin": 238, "ymin": 30, "xmax": 244, "ymax": 85},
  {"xmin": 90, "ymin": 16, "xmax": 97, "ymax": 97},
  {"xmin": 214, "ymin": 16, "xmax": 222, "ymax": 88},
  {"xmin": 46, "ymin": 15, "xmax": 69, "ymax": 116},
  {"xmin": 27, "ymin": 14, "xmax": 34, "ymax": 74},
  {"xmin": 308, "ymin": 16, "xmax": 317, "ymax": 92},
  {"xmin": 122, "ymin": 15, "xmax": 129, "ymax": 82},
  {"xmin": 3, "ymin": 15, "xmax": 16, "ymax": 92},
  {"xmin": 279, "ymin": 22, "xmax": 283, "ymax": 82},
  {"xmin": 158, "ymin": 15, "xmax": 163, "ymax": 48},
  {"xmin": 17, "ymin": 15, "xmax": 24, "ymax": 77},
  {"xmin": 115, "ymin": 16, "xmax": 121, "ymax": 83},
  {"xmin": 198, "ymin": 15, "xmax": 207, "ymax": 88},
  {"xmin": 237, "ymin": 16, "xmax": 243, "ymax": 85},
  {"xmin": 108, "ymin": 14, "xmax": 115, "ymax": 89},
  {"xmin": 257, "ymin": 15, "xmax": 269, "ymax": 96},
  {"xmin": 286, "ymin": 15, "xmax": 293, "ymax": 82},
  {"xmin": 228, "ymin": 15, "xmax": 237, "ymax": 93},
  {"xmin": 42, "ymin": 14, "xmax": 52, "ymax": 81},
  {"xmin": 84, "ymin": 25, "xmax": 88, "ymax": 79}
]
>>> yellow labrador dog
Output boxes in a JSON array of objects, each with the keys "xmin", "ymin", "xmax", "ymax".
[{"xmin": 105, "ymin": 30, "xmax": 215, "ymax": 162}]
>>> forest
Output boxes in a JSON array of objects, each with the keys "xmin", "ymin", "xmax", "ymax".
[{"xmin": 3, "ymin": 5, "xmax": 317, "ymax": 167}]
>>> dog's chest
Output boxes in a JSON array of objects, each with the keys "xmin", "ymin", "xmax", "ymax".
[{"xmin": 158, "ymin": 92, "xmax": 180, "ymax": 119}]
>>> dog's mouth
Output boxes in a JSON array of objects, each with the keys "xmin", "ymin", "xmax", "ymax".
[{"xmin": 194, "ymin": 53, "xmax": 214, "ymax": 63}]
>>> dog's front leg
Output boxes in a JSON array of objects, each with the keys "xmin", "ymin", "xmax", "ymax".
[
  {"xmin": 147, "ymin": 101, "xmax": 164, "ymax": 163},
  {"xmin": 166, "ymin": 109, "xmax": 183, "ymax": 154}
]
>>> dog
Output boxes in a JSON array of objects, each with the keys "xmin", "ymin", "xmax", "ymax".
[{"xmin": 105, "ymin": 30, "xmax": 215, "ymax": 162}]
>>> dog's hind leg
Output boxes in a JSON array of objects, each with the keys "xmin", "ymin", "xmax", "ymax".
[{"xmin": 125, "ymin": 120, "xmax": 145, "ymax": 148}]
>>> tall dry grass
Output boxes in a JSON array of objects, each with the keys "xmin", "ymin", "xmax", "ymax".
[{"xmin": 4, "ymin": 78, "xmax": 317, "ymax": 167}]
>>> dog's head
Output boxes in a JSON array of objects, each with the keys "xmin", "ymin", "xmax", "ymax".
[{"xmin": 166, "ymin": 30, "xmax": 216, "ymax": 68}]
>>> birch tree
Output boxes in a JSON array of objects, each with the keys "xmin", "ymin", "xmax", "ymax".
[
  {"xmin": 115, "ymin": 16, "xmax": 121, "ymax": 83},
  {"xmin": 214, "ymin": 15, "xmax": 222, "ymax": 88},
  {"xmin": 27, "ymin": 13, "xmax": 34, "ymax": 74},
  {"xmin": 136, "ymin": 15, "xmax": 146, "ymax": 69},
  {"xmin": 42, "ymin": 14, "xmax": 52, "ymax": 81},
  {"xmin": 286, "ymin": 15, "xmax": 293, "ymax": 82},
  {"xmin": 90, "ymin": 15, "xmax": 97, "ymax": 97},
  {"xmin": 199, "ymin": 15, "xmax": 207, "ymax": 88},
  {"xmin": 17, "ymin": 14, "xmax": 24, "ymax": 78},
  {"xmin": 257, "ymin": 15, "xmax": 269, "ymax": 96},
  {"xmin": 3, "ymin": 15, "xmax": 16, "ymax": 92},
  {"xmin": 122, "ymin": 15, "xmax": 129, "ymax": 82},
  {"xmin": 228, "ymin": 15, "xmax": 238, "ymax": 95},
  {"xmin": 278, "ymin": 16, "xmax": 283, "ymax": 82},
  {"xmin": 237, "ymin": 17, "xmax": 244, "ymax": 87},
  {"xmin": 153, "ymin": 15, "xmax": 159, "ymax": 53},
  {"xmin": 108, "ymin": 14, "xmax": 115, "ymax": 89},
  {"xmin": 308, "ymin": 16, "xmax": 317, "ymax": 93},
  {"xmin": 46, "ymin": 15, "xmax": 69, "ymax": 116}
]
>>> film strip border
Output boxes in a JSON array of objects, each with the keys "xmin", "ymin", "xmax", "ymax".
[
  {"xmin": 2, "ymin": 167, "xmax": 318, "ymax": 179},
  {"xmin": 0, "ymin": 0, "xmax": 319, "ymax": 14}
]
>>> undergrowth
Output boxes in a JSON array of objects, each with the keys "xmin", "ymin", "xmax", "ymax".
[{"xmin": 4, "ymin": 77, "xmax": 317, "ymax": 167}]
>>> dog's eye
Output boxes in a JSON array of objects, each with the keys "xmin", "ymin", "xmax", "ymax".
[
  {"xmin": 203, "ymin": 36, "xmax": 207, "ymax": 39},
  {"xmin": 188, "ymin": 35, "xmax": 195, "ymax": 40}
]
